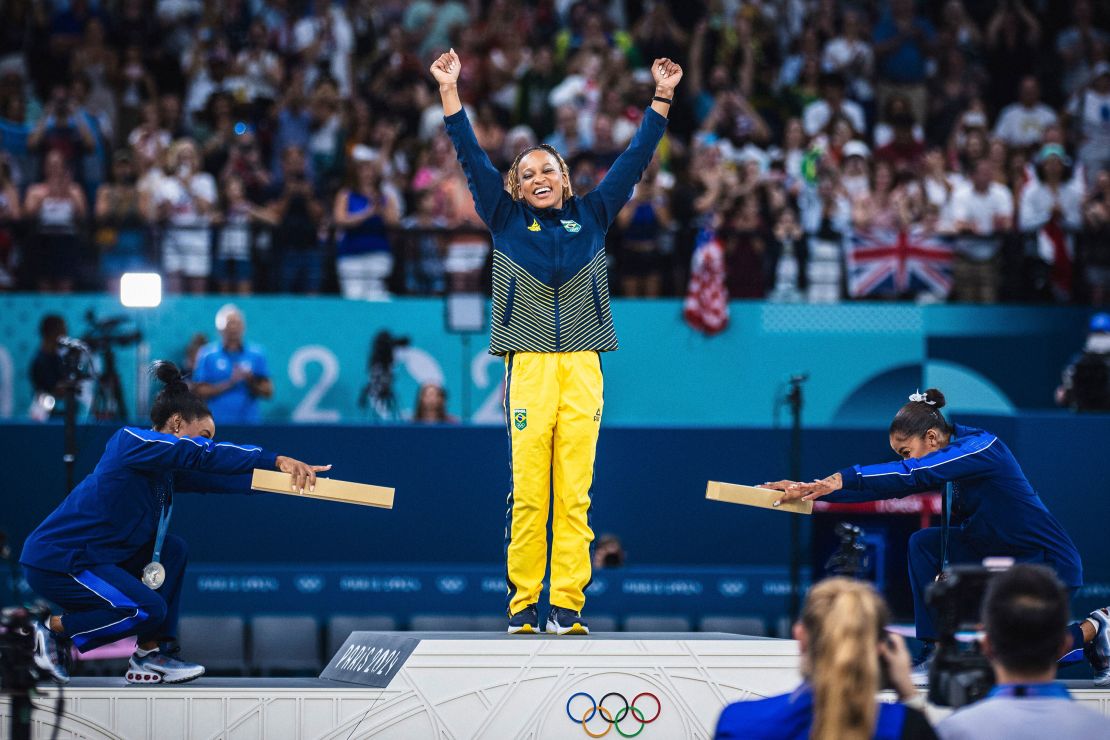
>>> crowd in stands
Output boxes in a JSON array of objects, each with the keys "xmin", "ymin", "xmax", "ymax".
[{"xmin": 0, "ymin": 0, "xmax": 1108, "ymax": 304}]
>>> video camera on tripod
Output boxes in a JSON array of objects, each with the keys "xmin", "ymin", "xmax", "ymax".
[
  {"xmin": 925, "ymin": 559, "xmax": 1014, "ymax": 707},
  {"xmin": 358, "ymin": 330, "xmax": 411, "ymax": 421}
]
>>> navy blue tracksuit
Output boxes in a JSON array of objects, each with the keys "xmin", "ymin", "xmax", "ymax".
[
  {"xmin": 828, "ymin": 424, "xmax": 1083, "ymax": 640},
  {"xmin": 21, "ymin": 427, "xmax": 276, "ymax": 651}
]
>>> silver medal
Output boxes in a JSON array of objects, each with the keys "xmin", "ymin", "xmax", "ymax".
[{"xmin": 142, "ymin": 562, "xmax": 166, "ymax": 590}]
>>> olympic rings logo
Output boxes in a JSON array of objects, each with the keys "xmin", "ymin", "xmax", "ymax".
[{"xmin": 565, "ymin": 692, "xmax": 662, "ymax": 737}]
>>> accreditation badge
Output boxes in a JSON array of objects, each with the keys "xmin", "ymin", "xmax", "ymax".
[{"xmin": 142, "ymin": 561, "xmax": 166, "ymax": 590}]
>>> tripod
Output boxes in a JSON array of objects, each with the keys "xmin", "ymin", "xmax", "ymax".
[{"xmin": 89, "ymin": 344, "xmax": 127, "ymax": 422}]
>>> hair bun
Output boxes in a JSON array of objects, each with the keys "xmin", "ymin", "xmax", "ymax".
[
  {"xmin": 151, "ymin": 360, "xmax": 189, "ymax": 393},
  {"xmin": 924, "ymin": 388, "xmax": 947, "ymax": 409}
]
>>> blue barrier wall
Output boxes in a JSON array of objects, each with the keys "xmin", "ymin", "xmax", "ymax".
[
  {"xmin": 0, "ymin": 295, "xmax": 1095, "ymax": 427},
  {"xmin": 4, "ymin": 413, "xmax": 1107, "ymax": 619}
]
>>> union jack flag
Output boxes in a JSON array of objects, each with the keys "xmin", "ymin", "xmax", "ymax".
[{"xmin": 846, "ymin": 226, "xmax": 954, "ymax": 299}]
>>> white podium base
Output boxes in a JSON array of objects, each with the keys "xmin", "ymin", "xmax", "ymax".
[{"xmin": 3, "ymin": 633, "xmax": 1107, "ymax": 739}]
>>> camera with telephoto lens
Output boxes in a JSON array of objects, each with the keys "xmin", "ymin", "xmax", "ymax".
[
  {"xmin": 925, "ymin": 560, "xmax": 1013, "ymax": 707},
  {"xmin": 0, "ymin": 603, "xmax": 50, "ymax": 691},
  {"xmin": 82, "ymin": 310, "xmax": 142, "ymax": 351},
  {"xmin": 825, "ymin": 522, "xmax": 869, "ymax": 579}
]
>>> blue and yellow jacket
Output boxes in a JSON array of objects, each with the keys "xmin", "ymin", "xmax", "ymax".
[
  {"xmin": 444, "ymin": 107, "xmax": 667, "ymax": 355},
  {"xmin": 829, "ymin": 423, "xmax": 1082, "ymax": 587},
  {"xmin": 21, "ymin": 427, "xmax": 276, "ymax": 573}
]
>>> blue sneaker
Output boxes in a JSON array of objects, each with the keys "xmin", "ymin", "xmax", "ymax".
[
  {"xmin": 507, "ymin": 604, "xmax": 539, "ymax": 634},
  {"xmin": 126, "ymin": 649, "xmax": 205, "ymax": 684},
  {"xmin": 546, "ymin": 606, "xmax": 589, "ymax": 636},
  {"xmin": 1089, "ymin": 608, "xmax": 1110, "ymax": 687},
  {"xmin": 32, "ymin": 618, "xmax": 69, "ymax": 684},
  {"xmin": 910, "ymin": 642, "xmax": 934, "ymax": 686}
]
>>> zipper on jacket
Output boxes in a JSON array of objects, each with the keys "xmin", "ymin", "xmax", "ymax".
[
  {"xmin": 553, "ymin": 219, "xmax": 561, "ymax": 350},
  {"xmin": 590, "ymin": 273, "xmax": 604, "ymax": 325}
]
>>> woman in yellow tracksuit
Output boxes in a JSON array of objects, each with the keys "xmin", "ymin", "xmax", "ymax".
[{"xmin": 431, "ymin": 49, "xmax": 682, "ymax": 634}]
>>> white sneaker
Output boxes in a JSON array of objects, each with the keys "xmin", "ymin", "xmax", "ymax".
[
  {"xmin": 125, "ymin": 650, "xmax": 205, "ymax": 684},
  {"xmin": 32, "ymin": 618, "xmax": 69, "ymax": 684},
  {"xmin": 1089, "ymin": 608, "xmax": 1110, "ymax": 687}
]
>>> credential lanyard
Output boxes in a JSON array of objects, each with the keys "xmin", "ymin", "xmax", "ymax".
[
  {"xmin": 152, "ymin": 498, "xmax": 173, "ymax": 566},
  {"xmin": 940, "ymin": 481, "xmax": 952, "ymax": 573}
]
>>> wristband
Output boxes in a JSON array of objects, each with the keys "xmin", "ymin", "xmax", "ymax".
[{"xmin": 652, "ymin": 95, "xmax": 673, "ymax": 105}]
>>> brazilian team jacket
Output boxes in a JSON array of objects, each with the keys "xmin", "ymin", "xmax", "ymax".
[
  {"xmin": 444, "ymin": 107, "xmax": 667, "ymax": 354},
  {"xmin": 20, "ymin": 427, "xmax": 276, "ymax": 574},
  {"xmin": 827, "ymin": 423, "xmax": 1082, "ymax": 587}
]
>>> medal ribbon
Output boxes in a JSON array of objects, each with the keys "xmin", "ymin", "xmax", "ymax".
[{"xmin": 152, "ymin": 483, "xmax": 173, "ymax": 567}]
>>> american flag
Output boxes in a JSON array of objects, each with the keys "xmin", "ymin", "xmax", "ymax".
[
  {"xmin": 683, "ymin": 228, "xmax": 729, "ymax": 335},
  {"xmin": 846, "ymin": 226, "xmax": 954, "ymax": 299}
]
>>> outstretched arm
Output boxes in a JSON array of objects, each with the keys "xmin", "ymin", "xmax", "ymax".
[
  {"xmin": 431, "ymin": 48, "xmax": 513, "ymax": 232},
  {"xmin": 763, "ymin": 433, "xmax": 1001, "ymax": 505},
  {"xmin": 585, "ymin": 58, "xmax": 682, "ymax": 226}
]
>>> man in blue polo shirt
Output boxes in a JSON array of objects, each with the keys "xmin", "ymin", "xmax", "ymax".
[
  {"xmin": 192, "ymin": 304, "xmax": 272, "ymax": 423},
  {"xmin": 937, "ymin": 565, "xmax": 1110, "ymax": 739}
]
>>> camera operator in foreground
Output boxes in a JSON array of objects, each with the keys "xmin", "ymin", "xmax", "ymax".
[
  {"xmin": 715, "ymin": 578, "xmax": 937, "ymax": 740},
  {"xmin": 936, "ymin": 564, "xmax": 1110, "ymax": 739},
  {"xmin": 21, "ymin": 361, "xmax": 328, "ymax": 685}
]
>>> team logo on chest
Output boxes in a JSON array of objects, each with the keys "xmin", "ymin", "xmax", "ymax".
[
  {"xmin": 513, "ymin": 408, "xmax": 528, "ymax": 431},
  {"xmin": 528, "ymin": 218, "xmax": 541, "ymax": 232},
  {"xmin": 560, "ymin": 219, "xmax": 581, "ymax": 233}
]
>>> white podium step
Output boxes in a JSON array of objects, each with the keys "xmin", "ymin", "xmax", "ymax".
[
  {"xmin": 3, "ymin": 632, "xmax": 799, "ymax": 740},
  {"xmin": 5, "ymin": 632, "xmax": 1108, "ymax": 740}
]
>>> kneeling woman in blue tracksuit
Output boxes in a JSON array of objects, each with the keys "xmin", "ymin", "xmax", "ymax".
[
  {"xmin": 765, "ymin": 388, "xmax": 1110, "ymax": 680},
  {"xmin": 21, "ymin": 361, "xmax": 329, "ymax": 685}
]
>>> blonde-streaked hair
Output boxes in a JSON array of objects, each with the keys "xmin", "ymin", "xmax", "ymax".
[
  {"xmin": 801, "ymin": 577, "xmax": 890, "ymax": 740},
  {"xmin": 506, "ymin": 144, "xmax": 573, "ymax": 202}
]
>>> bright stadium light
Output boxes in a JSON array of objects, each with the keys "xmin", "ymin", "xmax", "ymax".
[{"xmin": 120, "ymin": 273, "xmax": 163, "ymax": 308}]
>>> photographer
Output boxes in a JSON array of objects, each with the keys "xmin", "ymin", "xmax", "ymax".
[
  {"xmin": 29, "ymin": 315, "xmax": 68, "ymax": 400},
  {"xmin": 715, "ymin": 577, "xmax": 936, "ymax": 740},
  {"xmin": 936, "ymin": 565, "xmax": 1110, "ymax": 739},
  {"xmin": 191, "ymin": 305, "xmax": 272, "ymax": 424}
]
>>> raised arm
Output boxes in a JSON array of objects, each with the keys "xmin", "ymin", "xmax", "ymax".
[
  {"xmin": 584, "ymin": 58, "xmax": 681, "ymax": 227},
  {"xmin": 431, "ymin": 48, "xmax": 513, "ymax": 233}
]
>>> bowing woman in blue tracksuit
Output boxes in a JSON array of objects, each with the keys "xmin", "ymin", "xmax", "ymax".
[
  {"xmin": 21, "ymin": 361, "xmax": 330, "ymax": 685},
  {"xmin": 765, "ymin": 388, "xmax": 1110, "ymax": 679}
]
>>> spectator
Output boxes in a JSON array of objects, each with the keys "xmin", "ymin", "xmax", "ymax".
[
  {"xmin": 803, "ymin": 72, "xmax": 865, "ymax": 139},
  {"xmin": 267, "ymin": 145, "xmax": 327, "ymax": 294},
  {"xmin": 332, "ymin": 145, "xmax": 400, "ymax": 300},
  {"xmin": 412, "ymin": 382, "xmax": 457, "ymax": 423},
  {"xmin": 822, "ymin": 7, "xmax": 875, "ymax": 112},
  {"xmin": 293, "ymin": 0, "xmax": 354, "ymax": 96},
  {"xmin": 950, "ymin": 159, "xmax": 1013, "ymax": 303},
  {"xmin": 1019, "ymin": 145, "xmax": 1084, "ymax": 301},
  {"xmin": 714, "ymin": 577, "xmax": 935, "ymax": 740},
  {"xmin": 94, "ymin": 150, "xmax": 148, "ymax": 292},
  {"xmin": 1055, "ymin": 0, "xmax": 1110, "ymax": 98},
  {"xmin": 0, "ymin": 157, "xmax": 21, "ymax": 290},
  {"xmin": 615, "ymin": 158, "xmax": 672, "ymax": 297},
  {"xmin": 935, "ymin": 565, "xmax": 1110, "ymax": 739},
  {"xmin": 875, "ymin": 110, "xmax": 926, "ymax": 172},
  {"xmin": 151, "ymin": 138, "xmax": 216, "ymax": 294},
  {"xmin": 116, "ymin": 45, "xmax": 157, "ymax": 140},
  {"xmin": 28, "ymin": 82, "xmax": 95, "ymax": 186},
  {"xmin": 1066, "ymin": 61, "xmax": 1110, "ymax": 188},
  {"xmin": 993, "ymin": 76, "xmax": 1058, "ymax": 151},
  {"xmin": 213, "ymin": 175, "xmax": 265, "ymax": 295},
  {"xmin": 23, "ymin": 151, "xmax": 88, "ymax": 293},
  {"xmin": 1055, "ymin": 312, "xmax": 1110, "ymax": 412},
  {"xmin": 873, "ymin": 0, "xmax": 936, "ymax": 126},
  {"xmin": 983, "ymin": 1, "xmax": 1041, "ymax": 115},
  {"xmin": 128, "ymin": 102, "xmax": 172, "ymax": 176},
  {"xmin": 1081, "ymin": 168, "xmax": 1110, "ymax": 304},
  {"xmin": 192, "ymin": 304, "xmax": 272, "ymax": 424},
  {"xmin": 592, "ymin": 533, "xmax": 625, "ymax": 569},
  {"xmin": 399, "ymin": 188, "xmax": 448, "ymax": 295},
  {"xmin": 235, "ymin": 20, "xmax": 283, "ymax": 103}
]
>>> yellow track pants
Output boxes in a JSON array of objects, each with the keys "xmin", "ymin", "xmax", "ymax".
[{"xmin": 503, "ymin": 351, "xmax": 603, "ymax": 615}]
